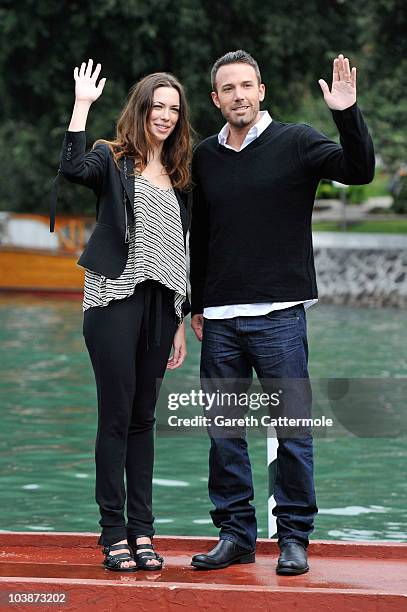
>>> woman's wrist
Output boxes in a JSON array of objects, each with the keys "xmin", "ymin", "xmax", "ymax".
[
  {"xmin": 68, "ymin": 100, "xmax": 92, "ymax": 131},
  {"xmin": 177, "ymin": 319, "xmax": 186, "ymax": 333},
  {"xmin": 74, "ymin": 99, "xmax": 93, "ymax": 108}
]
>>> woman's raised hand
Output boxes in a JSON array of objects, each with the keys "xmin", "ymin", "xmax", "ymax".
[{"xmin": 74, "ymin": 59, "xmax": 106, "ymax": 104}]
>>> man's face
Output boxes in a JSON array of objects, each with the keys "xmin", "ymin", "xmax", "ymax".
[{"xmin": 211, "ymin": 63, "xmax": 265, "ymax": 128}]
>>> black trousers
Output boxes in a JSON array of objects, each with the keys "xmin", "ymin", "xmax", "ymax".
[{"xmin": 82, "ymin": 280, "xmax": 177, "ymax": 546}]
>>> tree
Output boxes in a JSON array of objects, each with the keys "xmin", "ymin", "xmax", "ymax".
[
  {"xmin": 357, "ymin": 0, "xmax": 407, "ymax": 170},
  {"xmin": 0, "ymin": 0, "xmax": 403, "ymax": 213}
]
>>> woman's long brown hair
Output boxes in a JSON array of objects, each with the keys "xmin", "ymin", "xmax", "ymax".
[{"xmin": 95, "ymin": 72, "xmax": 192, "ymax": 191}]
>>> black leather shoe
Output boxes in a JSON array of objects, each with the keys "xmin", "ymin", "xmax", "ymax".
[
  {"xmin": 191, "ymin": 539, "xmax": 255, "ymax": 570},
  {"xmin": 276, "ymin": 542, "xmax": 309, "ymax": 575}
]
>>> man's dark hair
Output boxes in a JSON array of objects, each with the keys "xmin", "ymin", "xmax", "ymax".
[{"xmin": 211, "ymin": 50, "xmax": 262, "ymax": 91}]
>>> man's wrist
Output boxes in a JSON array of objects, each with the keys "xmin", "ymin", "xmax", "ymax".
[{"xmin": 330, "ymin": 100, "xmax": 357, "ymax": 114}]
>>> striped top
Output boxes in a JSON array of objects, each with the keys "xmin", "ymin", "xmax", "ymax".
[{"xmin": 82, "ymin": 174, "xmax": 187, "ymax": 322}]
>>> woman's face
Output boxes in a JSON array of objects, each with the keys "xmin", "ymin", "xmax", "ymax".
[{"xmin": 148, "ymin": 86, "xmax": 180, "ymax": 145}]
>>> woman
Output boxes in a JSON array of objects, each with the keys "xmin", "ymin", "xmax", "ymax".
[{"xmin": 51, "ymin": 59, "xmax": 191, "ymax": 572}]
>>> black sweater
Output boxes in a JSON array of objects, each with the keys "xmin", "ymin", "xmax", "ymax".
[{"xmin": 189, "ymin": 102, "xmax": 375, "ymax": 315}]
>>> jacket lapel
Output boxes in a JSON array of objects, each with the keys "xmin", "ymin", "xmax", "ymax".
[{"xmin": 118, "ymin": 156, "xmax": 135, "ymax": 221}]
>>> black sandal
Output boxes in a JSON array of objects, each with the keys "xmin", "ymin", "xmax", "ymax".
[
  {"xmin": 102, "ymin": 543, "xmax": 137, "ymax": 572},
  {"xmin": 129, "ymin": 536, "xmax": 164, "ymax": 571}
]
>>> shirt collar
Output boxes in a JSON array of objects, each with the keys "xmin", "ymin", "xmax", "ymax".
[{"xmin": 218, "ymin": 110, "xmax": 272, "ymax": 147}]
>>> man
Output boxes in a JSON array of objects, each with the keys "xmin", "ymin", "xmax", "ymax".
[{"xmin": 189, "ymin": 50, "xmax": 374, "ymax": 574}]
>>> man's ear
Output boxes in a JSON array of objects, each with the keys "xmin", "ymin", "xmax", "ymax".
[
  {"xmin": 259, "ymin": 83, "xmax": 266, "ymax": 102},
  {"xmin": 211, "ymin": 91, "xmax": 221, "ymax": 109}
]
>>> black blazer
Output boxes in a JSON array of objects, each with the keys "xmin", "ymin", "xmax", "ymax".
[{"xmin": 50, "ymin": 130, "xmax": 191, "ymax": 313}]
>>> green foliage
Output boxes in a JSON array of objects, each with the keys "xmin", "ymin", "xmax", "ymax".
[
  {"xmin": 315, "ymin": 182, "xmax": 367, "ymax": 205},
  {"xmin": 0, "ymin": 0, "xmax": 404, "ymax": 214},
  {"xmin": 315, "ymin": 180, "xmax": 340, "ymax": 200},
  {"xmin": 364, "ymin": 170, "xmax": 391, "ymax": 198},
  {"xmin": 357, "ymin": 0, "xmax": 407, "ymax": 172},
  {"xmin": 347, "ymin": 184, "xmax": 367, "ymax": 204}
]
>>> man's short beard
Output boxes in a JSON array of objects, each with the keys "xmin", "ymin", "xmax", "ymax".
[
  {"xmin": 228, "ymin": 117, "xmax": 251, "ymax": 128},
  {"xmin": 221, "ymin": 106, "xmax": 259, "ymax": 129}
]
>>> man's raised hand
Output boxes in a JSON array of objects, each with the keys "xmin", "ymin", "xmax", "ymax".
[
  {"xmin": 318, "ymin": 53, "xmax": 356, "ymax": 111},
  {"xmin": 74, "ymin": 59, "xmax": 106, "ymax": 104}
]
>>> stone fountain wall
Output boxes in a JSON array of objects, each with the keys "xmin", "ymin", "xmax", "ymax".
[{"xmin": 313, "ymin": 233, "xmax": 407, "ymax": 308}]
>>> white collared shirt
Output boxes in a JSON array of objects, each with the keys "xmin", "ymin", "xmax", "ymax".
[
  {"xmin": 218, "ymin": 109, "xmax": 272, "ymax": 151},
  {"xmin": 203, "ymin": 110, "xmax": 318, "ymax": 319}
]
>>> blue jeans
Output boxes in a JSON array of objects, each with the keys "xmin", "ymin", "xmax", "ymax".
[{"xmin": 200, "ymin": 304, "xmax": 318, "ymax": 551}]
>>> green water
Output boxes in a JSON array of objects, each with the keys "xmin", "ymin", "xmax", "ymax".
[{"xmin": 0, "ymin": 295, "xmax": 406, "ymax": 542}]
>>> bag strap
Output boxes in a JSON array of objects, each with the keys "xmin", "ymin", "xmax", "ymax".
[{"xmin": 49, "ymin": 169, "xmax": 61, "ymax": 233}]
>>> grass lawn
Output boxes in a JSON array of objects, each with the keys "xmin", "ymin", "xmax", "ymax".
[{"xmin": 312, "ymin": 219, "xmax": 407, "ymax": 233}]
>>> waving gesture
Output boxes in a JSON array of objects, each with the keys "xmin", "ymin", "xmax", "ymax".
[
  {"xmin": 74, "ymin": 58, "xmax": 106, "ymax": 103},
  {"xmin": 318, "ymin": 53, "xmax": 356, "ymax": 111}
]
